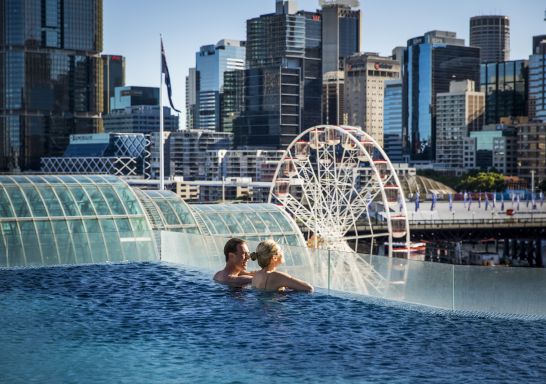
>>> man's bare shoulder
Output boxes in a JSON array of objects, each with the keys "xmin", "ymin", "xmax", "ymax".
[{"xmin": 213, "ymin": 270, "xmax": 252, "ymax": 287}]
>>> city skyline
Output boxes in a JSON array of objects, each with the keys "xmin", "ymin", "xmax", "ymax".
[{"xmin": 104, "ymin": 0, "xmax": 545, "ymax": 125}]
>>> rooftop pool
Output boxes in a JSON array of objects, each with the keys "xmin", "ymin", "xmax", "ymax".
[{"xmin": 1, "ymin": 263, "xmax": 545, "ymax": 383}]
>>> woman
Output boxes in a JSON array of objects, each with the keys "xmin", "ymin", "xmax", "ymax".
[{"xmin": 250, "ymin": 240, "xmax": 313, "ymax": 293}]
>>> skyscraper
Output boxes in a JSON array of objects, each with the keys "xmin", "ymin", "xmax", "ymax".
[
  {"xmin": 1, "ymin": 0, "xmax": 103, "ymax": 171},
  {"xmin": 185, "ymin": 68, "xmax": 198, "ymax": 130},
  {"xmin": 470, "ymin": 15, "xmax": 510, "ymax": 64},
  {"xmin": 102, "ymin": 55, "xmax": 126, "ymax": 114},
  {"xmin": 480, "ymin": 60, "xmax": 528, "ymax": 124},
  {"xmin": 234, "ymin": 2, "xmax": 322, "ymax": 148},
  {"xmin": 345, "ymin": 53, "xmax": 400, "ymax": 146},
  {"xmin": 529, "ymin": 37, "xmax": 546, "ymax": 122},
  {"xmin": 403, "ymin": 31, "xmax": 480, "ymax": 162},
  {"xmin": 320, "ymin": 0, "xmax": 361, "ymax": 74},
  {"xmin": 383, "ymin": 80, "xmax": 403, "ymax": 163},
  {"xmin": 322, "ymin": 71, "xmax": 345, "ymax": 125},
  {"xmin": 195, "ymin": 40, "xmax": 245, "ymax": 131}
]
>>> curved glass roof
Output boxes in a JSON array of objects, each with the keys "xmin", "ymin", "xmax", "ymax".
[
  {"xmin": 190, "ymin": 203, "xmax": 306, "ymax": 248},
  {"xmin": 0, "ymin": 175, "xmax": 156, "ymax": 268},
  {"xmin": 134, "ymin": 189, "xmax": 200, "ymax": 233}
]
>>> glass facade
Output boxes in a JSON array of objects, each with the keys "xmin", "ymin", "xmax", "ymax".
[
  {"xmin": 480, "ymin": 60, "xmax": 528, "ymax": 124},
  {"xmin": 235, "ymin": 10, "xmax": 322, "ymax": 148},
  {"xmin": 0, "ymin": 175, "xmax": 156, "ymax": 268},
  {"xmin": 102, "ymin": 55, "xmax": 125, "ymax": 113},
  {"xmin": 404, "ymin": 32, "xmax": 480, "ymax": 162},
  {"xmin": 383, "ymin": 80, "xmax": 403, "ymax": 162},
  {"xmin": 528, "ymin": 40, "xmax": 546, "ymax": 122},
  {"xmin": 1, "ymin": 0, "xmax": 103, "ymax": 171},
  {"xmin": 221, "ymin": 70, "xmax": 245, "ymax": 133},
  {"xmin": 321, "ymin": 4, "xmax": 360, "ymax": 74},
  {"xmin": 195, "ymin": 40, "xmax": 245, "ymax": 131},
  {"xmin": 469, "ymin": 15, "xmax": 510, "ymax": 64}
]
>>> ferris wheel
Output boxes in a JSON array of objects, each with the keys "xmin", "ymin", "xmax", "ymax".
[{"xmin": 269, "ymin": 125, "xmax": 410, "ymax": 258}]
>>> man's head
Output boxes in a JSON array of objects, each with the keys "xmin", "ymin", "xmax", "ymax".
[{"xmin": 223, "ymin": 238, "xmax": 250, "ymax": 271}]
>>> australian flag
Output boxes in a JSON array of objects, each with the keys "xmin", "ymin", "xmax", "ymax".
[
  {"xmin": 448, "ymin": 193, "xmax": 453, "ymax": 212},
  {"xmin": 415, "ymin": 192, "xmax": 420, "ymax": 212},
  {"xmin": 161, "ymin": 38, "xmax": 181, "ymax": 113}
]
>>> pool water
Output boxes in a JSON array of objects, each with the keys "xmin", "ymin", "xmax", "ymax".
[{"xmin": 1, "ymin": 263, "xmax": 545, "ymax": 383}]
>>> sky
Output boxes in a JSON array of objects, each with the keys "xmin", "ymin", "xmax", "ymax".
[{"xmin": 104, "ymin": 0, "xmax": 546, "ymax": 125}]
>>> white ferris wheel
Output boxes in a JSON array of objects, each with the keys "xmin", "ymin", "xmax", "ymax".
[{"xmin": 269, "ymin": 125, "xmax": 411, "ymax": 259}]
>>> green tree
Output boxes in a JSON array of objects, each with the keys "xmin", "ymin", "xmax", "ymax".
[{"xmin": 457, "ymin": 172, "xmax": 506, "ymax": 192}]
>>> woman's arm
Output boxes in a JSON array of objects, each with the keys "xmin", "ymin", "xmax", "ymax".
[{"xmin": 275, "ymin": 271, "xmax": 314, "ymax": 292}]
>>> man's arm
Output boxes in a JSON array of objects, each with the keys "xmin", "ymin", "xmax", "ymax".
[{"xmin": 238, "ymin": 270, "xmax": 256, "ymax": 276}]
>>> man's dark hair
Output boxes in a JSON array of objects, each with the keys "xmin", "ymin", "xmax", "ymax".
[{"xmin": 223, "ymin": 238, "xmax": 246, "ymax": 262}]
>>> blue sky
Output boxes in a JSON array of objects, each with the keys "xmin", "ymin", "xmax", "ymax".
[{"xmin": 104, "ymin": 0, "xmax": 545, "ymax": 123}]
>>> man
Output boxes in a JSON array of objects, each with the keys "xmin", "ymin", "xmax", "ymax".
[{"xmin": 213, "ymin": 238, "xmax": 254, "ymax": 286}]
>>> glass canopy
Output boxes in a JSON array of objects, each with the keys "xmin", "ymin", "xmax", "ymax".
[
  {"xmin": 0, "ymin": 175, "xmax": 156, "ymax": 267},
  {"xmin": 190, "ymin": 203, "xmax": 306, "ymax": 248}
]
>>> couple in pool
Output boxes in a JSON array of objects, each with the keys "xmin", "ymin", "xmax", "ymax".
[{"xmin": 213, "ymin": 238, "xmax": 313, "ymax": 293}]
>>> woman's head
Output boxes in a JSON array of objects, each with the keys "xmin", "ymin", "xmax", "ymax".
[{"xmin": 250, "ymin": 240, "xmax": 283, "ymax": 269}]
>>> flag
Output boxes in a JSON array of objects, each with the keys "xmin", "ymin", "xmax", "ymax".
[
  {"xmin": 511, "ymin": 193, "xmax": 515, "ymax": 207},
  {"xmin": 526, "ymin": 194, "xmax": 530, "ymax": 208},
  {"xmin": 415, "ymin": 192, "xmax": 420, "ymax": 212},
  {"xmin": 468, "ymin": 193, "xmax": 472, "ymax": 211},
  {"xmin": 492, "ymin": 193, "xmax": 496, "ymax": 209},
  {"xmin": 501, "ymin": 194, "xmax": 505, "ymax": 211},
  {"xmin": 430, "ymin": 192, "xmax": 436, "ymax": 211},
  {"xmin": 398, "ymin": 193, "xmax": 404, "ymax": 212},
  {"xmin": 541, "ymin": 192, "xmax": 544, "ymax": 208},
  {"xmin": 161, "ymin": 38, "xmax": 181, "ymax": 113},
  {"xmin": 532, "ymin": 193, "xmax": 537, "ymax": 210},
  {"xmin": 463, "ymin": 192, "xmax": 468, "ymax": 208},
  {"xmin": 516, "ymin": 194, "xmax": 520, "ymax": 211},
  {"xmin": 485, "ymin": 193, "xmax": 489, "ymax": 211},
  {"xmin": 448, "ymin": 193, "xmax": 453, "ymax": 212},
  {"xmin": 478, "ymin": 192, "xmax": 481, "ymax": 209}
]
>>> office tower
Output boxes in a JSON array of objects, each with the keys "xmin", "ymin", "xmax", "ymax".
[
  {"xmin": 436, "ymin": 80, "xmax": 484, "ymax": 171},
  {"xmin": 195, "ymin": 40, "xmax": 245, "ymax": 131},
  {"xmin": 234, "ymin": 3, "xmax": 322, "ymax": 148},
  {"xmin": 480, "ymin": 60, "xmax": 528, "ymax": 124},
  {"xmin": 322, "ymin": 71, "xmax": 345, "ymax": 125},
  {"xmin": 469, "ymin": 15, "xmax": 510, "ymax": 63},
  {"xmin": 345, "ymin": 53, "xmax": 400, "ymax": 146},
  {"xmin": 0, "ymin": 0, "xmax": 103, "ymax": 171},
  {"xmin": 186, "ymin": 68, "xmax": 198, "ymax": 130},
  {"xmin": 221, "ymin": 70, "xmax": 245, "ymax": 133},
  {"xmin": 102, "ymin": 55, "xmax": 126, "ymax": 113},
  {"xmin": 383, "ymin": 80, "xmax": 403, "ymax": 162},
  {"xmin": 321, "ymin": 0, "xmax": 361, "ymax": 74},
  {"xmin": 403, "ymin": 31, "xmax": 480, "ymax": 162},
  {"xmin": 529, "ymin": 37, "xmax": 546, "ymax": 122},
  {"xmin": 109, "ymin": 86, "xmax": 159, "ymax": 111}
]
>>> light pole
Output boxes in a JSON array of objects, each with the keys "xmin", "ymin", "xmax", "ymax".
[{"xmin": 531, "ymin": 170, "xmax": 535, "ymax": 194}]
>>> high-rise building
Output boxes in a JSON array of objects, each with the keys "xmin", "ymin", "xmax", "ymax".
[
  {"xmin": 102, "ymin": 55, "xmax": 125, "ymax": 113},
  {"xmin": 383, "ymin": 80, "xmax": 403, "ymax": 163},
  {"xmin": 345, "ymin": 53, "xmax": 400, "ymax": 146},
  {"xmin": 110, "ymin": 86, "xmax": 159, "ymax": 111},
  {"xmin": 480, "ymin": 60, "xmax": 528, "ymax": 124},
  {"xmin": 435, "ymin": 80, "xmax": 484, "ymax": 172},
  {"xmin": 185, "ymin": 67, "xmax": 198, "ymax": 130},
  {"xmin": 234, "ymin": 3, "xmax": 322, "ymax": 148},
  {"xmin": 403, "ymin": 31, "xmax": 480, "ymax": 162},
  {"xmin": 516, "ymin": 122, "xmax": 546, "ymax": 184},
  {"xmin": 0, "ymin": 0, "xmax": 103, "ymax": 171},
  {"xmin": 320, "ymin": 0, "xmax": 361, "ymax": 74},
  {"xmin": 469, "ymin": 15, "xmax": 510, "ymax": 63},
  {"xmin": 195, "ymin": 40, "xmax": 245, "ymax": 131},
  {"xmin": 221, "ymin": 70, "xmax": 245, "ymax": 133},
  {"xmin": 529, "ymin": 37, "xmax": 546, "ymax": 122},
  {"xmin": 322, "ymin": 71, "xmax": 345, "ymax": 125}
]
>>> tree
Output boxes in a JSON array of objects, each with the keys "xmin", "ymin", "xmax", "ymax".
[{"xmin": 456, "ymin": 172, "xmax": 506, "ymax": 192}]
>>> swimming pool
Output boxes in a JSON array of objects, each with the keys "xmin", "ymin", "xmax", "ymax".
[{"xmin": 1, "ymin": 263, "xmax": 545, "ymax": 383}]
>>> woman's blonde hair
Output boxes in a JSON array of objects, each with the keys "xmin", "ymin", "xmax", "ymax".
[{"xmin": 250, "ymin": 239, "xmax": 282, "ymax": 269}]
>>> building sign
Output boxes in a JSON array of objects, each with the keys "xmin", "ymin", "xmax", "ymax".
[
  {"xmin": 374, "ymin": 62, "xmax": 394, "ymax": 70},
  {"xmin": 70, "ymin": 133, "xmax": 110, "ymax": 144}
]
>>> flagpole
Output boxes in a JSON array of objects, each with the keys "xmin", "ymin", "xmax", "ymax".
[{"xmin": 159, "ymin": 35, "xmax": 164, "ymax": 191}]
